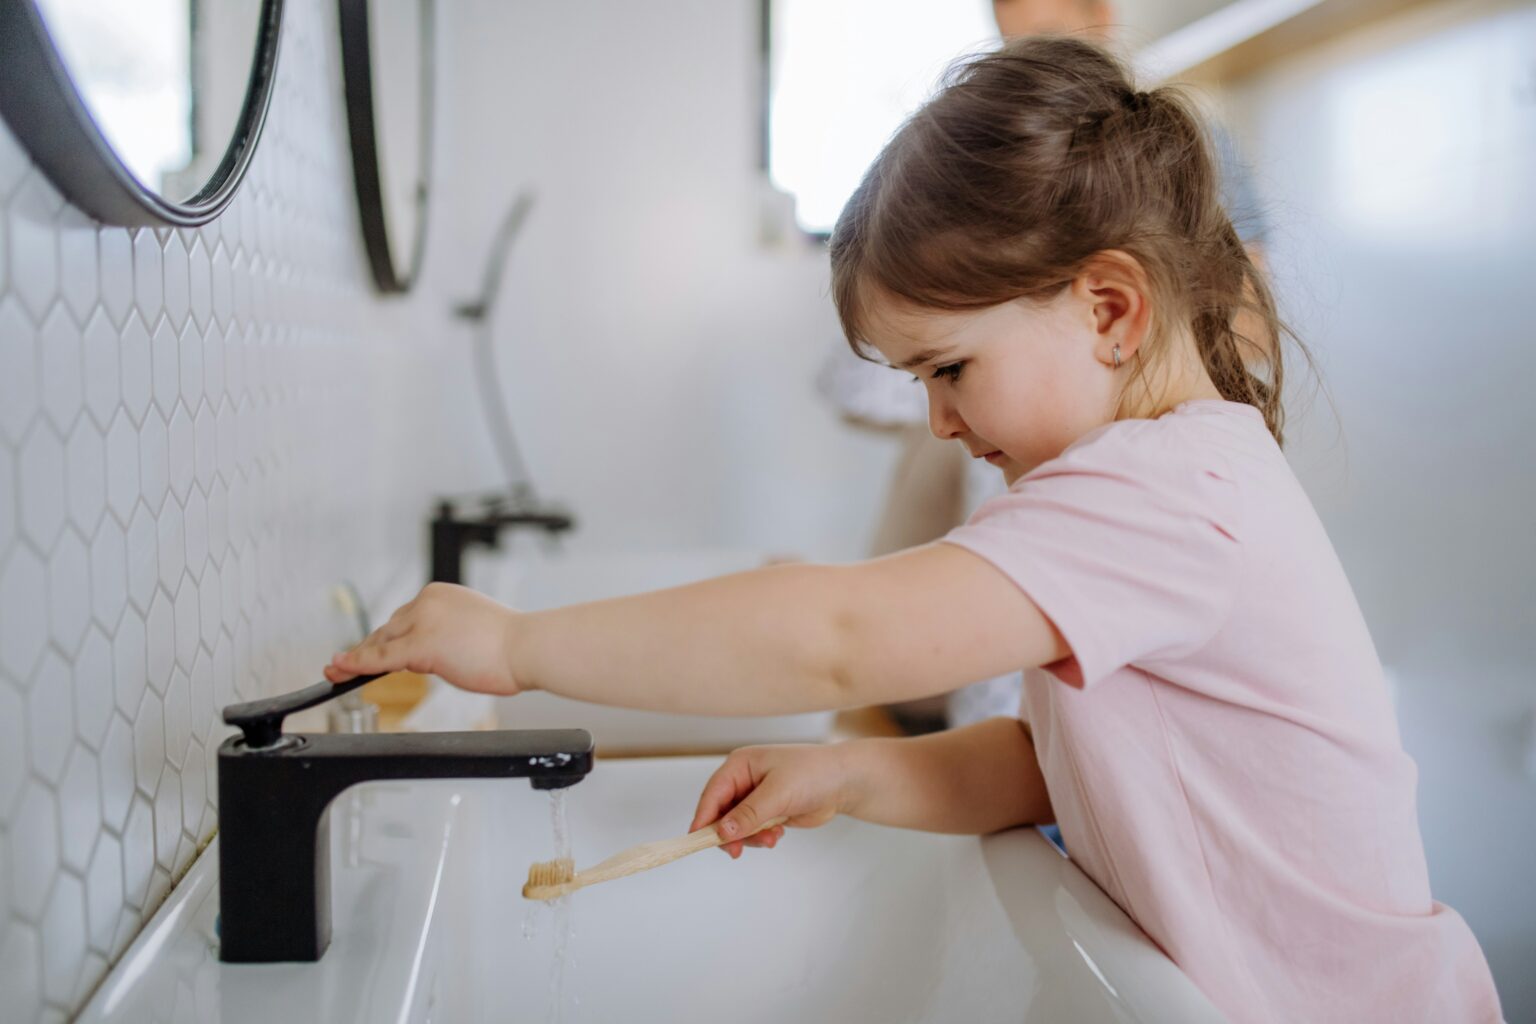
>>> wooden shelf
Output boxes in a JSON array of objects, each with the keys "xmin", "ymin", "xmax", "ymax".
[
  {"xmin": 362, "ymin": 671, "xmax": 430, "ymax": 732},
  {"xmin": 1136, "ymin": 0, "xmax": 1436, "ymax": 82},
  {"xmin": 593, "ymin": 706, "xmax": 910, "ymax": 760}
]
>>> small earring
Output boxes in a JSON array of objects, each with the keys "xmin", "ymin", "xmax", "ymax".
[{"xmin": 1112, "ymin": 344, "xmax": 1122, "ymax": 368}]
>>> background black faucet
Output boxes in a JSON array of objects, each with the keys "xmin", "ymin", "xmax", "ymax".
[
  {"xmin": 429, "ymin": 491, "xmax": 576, "ymax": 585},
  {"xmin": 217, "ymin": 673, "xmax": 592, "ymax": 963}
]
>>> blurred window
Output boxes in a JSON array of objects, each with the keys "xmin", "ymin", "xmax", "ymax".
[{"xmin": 763, "ymin": 0, "xmax": 997, "ymax": 236}]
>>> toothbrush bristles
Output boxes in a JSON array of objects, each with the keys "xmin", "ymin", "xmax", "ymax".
[{"xmin": 523, "ymin": 857, "xmax": 576, "ymax": 899}]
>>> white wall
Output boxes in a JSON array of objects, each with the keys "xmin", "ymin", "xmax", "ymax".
[
  {"xmin": 435, "ymin": 0, "xmax": 898, "ymax": 565},
  {"xmin": 0, "ymin": 4, "xmax": 476, "ymax": 1018},
  {"xmin": 1220, "ymin": 0, "xmax": 1536, "ymax": 1016}
]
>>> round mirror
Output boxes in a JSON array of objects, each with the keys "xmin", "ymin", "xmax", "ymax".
[
  {"xmin": 0, "ymin": 0, "xmax": 283, "ymax": 226},
  {"xmin": 339, "ymin": 0, "xmax": 435, "ymax": 293}
]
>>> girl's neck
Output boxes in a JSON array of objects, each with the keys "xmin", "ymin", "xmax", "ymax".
[{"xmin": 1116, "ymin": 330, "xmax": 1225, "ymax": 421}]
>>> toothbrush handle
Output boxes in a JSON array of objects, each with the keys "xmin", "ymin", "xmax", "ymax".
[{"xmin": 575, "ymin": 816, "xmax": 790, "ymax": 889}]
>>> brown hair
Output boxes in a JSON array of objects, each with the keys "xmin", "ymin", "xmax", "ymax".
[{"xmin": 829, "ymin": 36, "xmax": 1304, "ymax": 445}]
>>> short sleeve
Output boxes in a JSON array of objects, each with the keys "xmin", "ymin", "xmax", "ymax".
[{"xmin": 942, "ymin": 425, "xmax": 1245, "ymax": 689}]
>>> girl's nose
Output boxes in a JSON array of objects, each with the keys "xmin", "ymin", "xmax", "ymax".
[{"xmin": 927, "ymin": 394, "xmax": 967, "ymax": 440}]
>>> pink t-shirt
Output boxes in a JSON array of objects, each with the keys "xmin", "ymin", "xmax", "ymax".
[{"xmin": 943, "ymin": 399, "xmax": 1502, "ymax": 1024}]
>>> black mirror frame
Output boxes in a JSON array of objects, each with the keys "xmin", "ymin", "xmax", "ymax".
[
  {"xmin": 0, "ymin": 0, "xmax": 285, "ymax": 228},
  {"xmin": 338, "ymin": 0, "xmax": 435, "ymax": 294}
]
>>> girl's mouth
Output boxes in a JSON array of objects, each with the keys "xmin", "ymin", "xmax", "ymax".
[{"xmin": 983, "ymin": 451, "xmax": 1005, "ymax": 464}]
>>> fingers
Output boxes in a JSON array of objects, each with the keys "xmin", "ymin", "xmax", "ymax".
[
  {"xmin": 691, "ymin": 754, "xmax": 782, "ymax": 860},
  {"xmin": 690, "ymin": 749, "xmax": 797, "ymax": 862},
  {"xmin": 374, "ymin": 614, "xmax": 412, "ymax": 644},
  {"xmin": 717, "ymin": 787, "xmax": 782, "ymax": 845},
  {"xmin": 741, "ymin": 825, "xmax": 784, "ymax": 849},
  {"xmin": 690, "ymin": 755, "xmax": 754, "ymax": 833},
  {"xmin": 329, "ymin": 623, "xmax": 417, "ymax": 681},
  {"xmin": 327, "ymin": 591, "xmax": 427, "ymax": 683},
  {"xmin": 724, "ymin": 825, "xmax": 784, "ymax": 860}
]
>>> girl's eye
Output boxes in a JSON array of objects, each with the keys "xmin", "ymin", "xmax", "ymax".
[{"xmin": 909, "ymin": 362, "xmax": 966, "ymax": 384}]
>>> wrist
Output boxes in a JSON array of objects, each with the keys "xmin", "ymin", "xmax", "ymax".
[
  {"xmin": 831, "ymin": 738, "xmax": 880, "ymax": 818},
  {"xmin": 501, "ymin": 608, "xmax": 539, "ymax": 695}
]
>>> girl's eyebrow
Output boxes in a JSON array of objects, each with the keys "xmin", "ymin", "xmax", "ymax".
[{"xmin": 895, "ymin": 347, "xmax": 955, "ymax": 371}]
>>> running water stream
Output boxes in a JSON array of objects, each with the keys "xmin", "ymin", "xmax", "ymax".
[{"xmin": 522, "ymin": 789, "xmax": 579, "ymax": 1022}]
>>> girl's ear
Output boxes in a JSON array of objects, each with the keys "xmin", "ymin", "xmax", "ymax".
[{"xmin": 1069, "ymin": 250, "xmax": 1153, "ymax": 367}]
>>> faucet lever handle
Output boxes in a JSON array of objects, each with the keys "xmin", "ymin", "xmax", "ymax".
[{"xmin": 223, "ymin": 674, "xmax": 384, "ymax": 749}]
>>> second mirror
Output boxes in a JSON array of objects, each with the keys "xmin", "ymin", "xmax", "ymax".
[{"xmin": 339, "ymin": 0, "xmax": 435, "ymax": 293}]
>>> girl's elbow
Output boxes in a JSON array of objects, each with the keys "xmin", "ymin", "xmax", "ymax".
[{"xmin": 824, "ymin": 596, "xmax": 868, "ymax": 706}]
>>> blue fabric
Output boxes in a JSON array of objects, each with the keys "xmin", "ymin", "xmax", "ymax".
[
  {"xmin": 1211, "ymin": 123, "xmax": 1269, "ymax": 246},
  {"xmin": 1038, "ymin": 823, "xmax": 1067, "ymax": 856}
]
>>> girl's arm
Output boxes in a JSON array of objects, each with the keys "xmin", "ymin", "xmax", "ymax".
[
  {"xmin": 328, "ymin": 543, "xmax": 1067, "ymax": 715},
  {"xmin": 842, "ymin": 716, "xmax": 1054, "ymax": 834},
  {"xmin": 692, "ymin": 716, "xmax": 1054, "ymax": 858}
]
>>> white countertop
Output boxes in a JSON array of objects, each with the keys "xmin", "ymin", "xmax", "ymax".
[{"xmin": 79, "ymin": 758, "xmax": 1227, "ymax": 1023}]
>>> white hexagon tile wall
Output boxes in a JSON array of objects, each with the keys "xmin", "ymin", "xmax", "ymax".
[{"xmin": 0, "ymin": 4, "xmax": 461, "ymax": 1020}]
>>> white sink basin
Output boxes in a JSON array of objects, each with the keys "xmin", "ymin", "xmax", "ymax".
[{"xmin": 79, "ymin": 757, "xmax": 1226, "ymax": 1023}]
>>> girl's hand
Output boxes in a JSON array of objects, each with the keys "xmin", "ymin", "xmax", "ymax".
[
  {"xmin": 690, "ymin": 743, "xmax": 862, "ymax": 859},
  {"xmin": 324, "ymin": 582, "xmax": 525, "ymax": 696}
]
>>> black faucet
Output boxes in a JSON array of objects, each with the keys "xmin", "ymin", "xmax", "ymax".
[
  {"xmin": 217, "ymin": 673, "xmax": 592, "ymax": 963},
  {"xmin": 429, "ymin": 493, "xmax": 575, "ymax": 585}
]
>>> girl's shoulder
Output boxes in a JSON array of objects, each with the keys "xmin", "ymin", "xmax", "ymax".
[
  {"xmin": 1006, "ymin": 400, "xmax": 1275, "ymax": 538},
  {"xmin": 1031, "ymin": 400, "xmax": 1270, "ymax": 479}
]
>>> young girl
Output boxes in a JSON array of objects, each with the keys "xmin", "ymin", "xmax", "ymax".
[{"xmin": 327, "ymin": 37, "xmax": 1503, "ymax": 1024}]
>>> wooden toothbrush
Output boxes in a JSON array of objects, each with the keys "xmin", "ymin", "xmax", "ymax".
[{"xmin": 522, "ymin": 816, "xmax": 790, "ymax": 900}]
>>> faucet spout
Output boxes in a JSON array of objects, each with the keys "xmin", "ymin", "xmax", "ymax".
[{"xmin": 216, "ymin": 679, "xmax": 592, "ymax": 963}]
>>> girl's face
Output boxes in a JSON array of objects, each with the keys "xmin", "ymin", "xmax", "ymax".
[{"xmin": 865, "ymin": 290, "xmax": 1124, "ymax": 485}]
